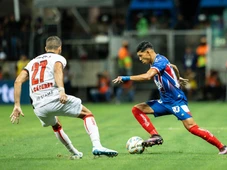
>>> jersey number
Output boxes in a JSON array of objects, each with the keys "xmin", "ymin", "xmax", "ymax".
[{"xmin": 31, "ymin": 60, "xmax": 48, "ymax": 85}]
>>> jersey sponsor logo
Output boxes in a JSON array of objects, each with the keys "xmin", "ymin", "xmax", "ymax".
[
  {"xmin": 36, "ymin": 90, "xmax": 53, "ymax": 101},
  {"xmin": 154, "ymin": 78, "xmax": 163, "ymax": 90},
  {"xmin": 32, "ymin": 82, "xmax": 53, "ymax": 92},
  {"xmin": 172, "ymin": 106, "xmax": 180, "ymax": 113},
  {"xmin": 154, "ymin": 74, "xmax": 165, "ymax": 92}
]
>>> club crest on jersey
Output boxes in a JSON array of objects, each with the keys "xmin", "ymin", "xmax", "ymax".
[
  {"xmin": 154, "ymin": 57, "xmax": 161, "ymax": 62},
  {"xmin": 172, "ymin": 106, "xmax": 180, "ymax": 113}
]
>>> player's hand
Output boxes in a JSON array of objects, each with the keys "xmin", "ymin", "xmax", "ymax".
[
  {"xmin": 179, "ymin": 77, "xmax": 189, "ymax": 87},
  {"xmin": 112, "ymin": 76, "xmax": 123, "ymax": 84},
  {"xmin": 59, "ymin": 91, "xmax": 68, "ymax": 104},
  {"xmin": 10, "ymin": 106, "xmax": 24, "ymax": 124}
]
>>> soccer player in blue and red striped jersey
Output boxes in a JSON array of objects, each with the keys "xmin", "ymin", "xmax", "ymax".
[{"xmin": 113, "ymin": 41, "xmax": 227, "ymax": 155}]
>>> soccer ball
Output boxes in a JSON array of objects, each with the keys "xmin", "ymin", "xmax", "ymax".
[{"xmin": 126, "ymin": 136, "xmax": 145, "ymax": 154}]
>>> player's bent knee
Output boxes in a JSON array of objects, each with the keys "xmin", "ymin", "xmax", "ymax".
[
  {"xmin": 52, "ymin": 122, "xmax": 62, "ymax": 132},
  {"xmin": 41, "ymin": 123, "xmax": 48, "ymax": 127},
  {"xmin": 132, "ymin": 106, "xmax": 140, "ymax": 115},
  {"xmin": 81, "ymin": 114, "xmax": 94, "ymax": 120},
  {"xmin": 132, "ymin": 106, "xmax": 136, "ymax": 114}
]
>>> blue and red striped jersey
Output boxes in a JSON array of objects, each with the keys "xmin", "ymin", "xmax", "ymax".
[{"xmin": 151, "ymin": 54, "xmax": 187, "ymax": 104}]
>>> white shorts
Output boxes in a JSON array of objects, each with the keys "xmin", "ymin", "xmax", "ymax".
[{"xmin": 33, "ymin": 95, "xmax": 82, "ymax": 127}]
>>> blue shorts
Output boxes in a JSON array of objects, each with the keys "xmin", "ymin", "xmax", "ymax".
[{"xmin": 146, "ymin": 100, "xmax": 192, "ymax": 120}]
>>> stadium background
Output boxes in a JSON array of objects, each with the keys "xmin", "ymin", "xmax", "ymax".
[{"xmin": 0, "ymin": 0, "xmax": 227, "ymax": 104}]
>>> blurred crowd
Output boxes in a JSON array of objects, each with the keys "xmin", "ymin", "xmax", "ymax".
[
  {"xmin": 0, "ymin": 4, "xmax": 224, "ymax": 63},
  {"xmin": 181, "ymin": 36, "xmax": 225, "ymax": 101},
  {"xmin": 0, "ymin": 13, "xmax": 33, "ymax": 80},
  {"xmin": 0, "ymin": 1, "xmax": 227, "ymax": 102},
  {"xmin": 0, "ymin": 14, "xmax": 31, "ymax": 61}
]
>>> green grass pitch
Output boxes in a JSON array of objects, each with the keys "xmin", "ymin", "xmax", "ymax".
[{"xmin": 1, "ymin": 102, "xmax": 227, "ymax": 170}]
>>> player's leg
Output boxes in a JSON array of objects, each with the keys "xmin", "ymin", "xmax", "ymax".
[
  {"xmin": 171, "ymin": 103, "xmax": 227, "ymax": 154},
  {"xmin": 132, "ymin": 101, "xmax": 165, "ymax": 147},
  {"xmin": 35, "ymin": 101, "xmax": 83, "ymax": 159},
  {"xmin": 182, "ymin": 117, "xmax": 227, "ymax": 154},
  {"xmin": 62, "ymin": 95, "xmax": 118, "ymax": 157},
  {"xmin": 132, "ymin": 102, "xmax": 158, "ymax": 135},
  {"xmin": 78, "ymin": 105, "xmax": 118, "ymax": 157},
  {"xmin": 52, "ymin": 117, "xmax": 83, "ymax": 159},
  {"xmin": 35, "ymin": 108, "xmax": 83, "ymax": 159}
]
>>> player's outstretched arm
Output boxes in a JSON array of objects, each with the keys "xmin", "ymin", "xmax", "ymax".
[
  {"xmin": 10, "ymin": 70, "xmax": 28, "ymax": 124},
  {"xmin": 112, "ymin": 76, "xmax": 124, "ymax": 84},
  {"xmin": 112, "ymin": 68, "xmax": 158, "ymax": 84}
]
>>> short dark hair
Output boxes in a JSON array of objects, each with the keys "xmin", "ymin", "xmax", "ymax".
[
  {"xmin": 136, "ymin": 41, "xmax": 153, "ymax": 52},
  {"xmin": 46, "ymin": 36, "xmax": 62, "ymax": 50}
]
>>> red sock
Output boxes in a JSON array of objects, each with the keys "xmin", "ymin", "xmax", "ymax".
[
  {"xmin": 189, "ymin": 125, "xmax": 224, "ymax": 150},
  {"xmin": 132, "ymin": 107, "xmax": 158, "ymax": 135}
]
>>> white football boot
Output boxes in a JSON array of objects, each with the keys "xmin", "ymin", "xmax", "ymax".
[
  {"xmin": 92, "ymin": 147, "xmax": 118, "ymax": 157},
  {"xmin": 70, "ymin": 152, "xmax": 83, "ymax": 159}
]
